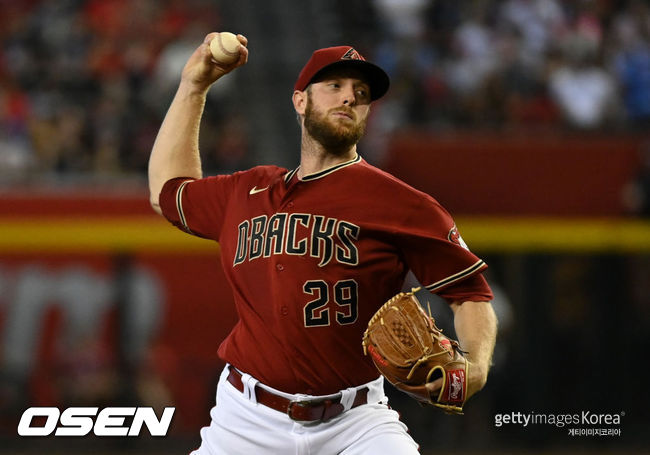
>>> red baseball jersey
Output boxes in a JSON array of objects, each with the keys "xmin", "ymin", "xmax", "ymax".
[{"xmin": 160, "ymin": 154, "xmax": 492, "ymax": 395}]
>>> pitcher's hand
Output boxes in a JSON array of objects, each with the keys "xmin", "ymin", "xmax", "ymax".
[{"xmin": 180, "ymin": 33, "xmax": 248, "ymax": 92}]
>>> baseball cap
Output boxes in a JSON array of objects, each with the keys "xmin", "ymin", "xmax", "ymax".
[{"xmin": 294, "ymin": 46, "xmax": 390, "ymax": 101}]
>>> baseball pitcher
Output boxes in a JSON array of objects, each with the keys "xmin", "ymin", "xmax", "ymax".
[{"xmin": 148, "ymin": 32, "xmax": 498, "ymax": 454}]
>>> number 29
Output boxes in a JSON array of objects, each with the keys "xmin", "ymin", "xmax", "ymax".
[{"xmin": 303, "ymin": 279, "xmax": 358, "ymax": 327}]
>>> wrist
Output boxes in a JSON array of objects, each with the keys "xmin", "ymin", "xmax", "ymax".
[
  {"xmin": 468, "ymin": 359, "xmax": 489, "ymax": 388},
  {"xmin": 177, "ymin": 79, "xmax": 210, "ymax": 99}
]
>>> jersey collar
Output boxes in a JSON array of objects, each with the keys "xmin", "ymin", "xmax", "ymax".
[{"xmin": 284, "ymin": 153, "xmax": 361, "ymax": 183}]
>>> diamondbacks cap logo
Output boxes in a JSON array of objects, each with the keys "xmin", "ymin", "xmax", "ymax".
[
  {"xmin": 294, "ymin": 45, "xmax": 388, "ymax": 100},
  {"xmin": 341, "ymin": 48, "xmax": 365, "ymax": 61}
]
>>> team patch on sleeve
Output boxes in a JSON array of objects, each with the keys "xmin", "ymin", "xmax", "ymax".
[
  {"xmin": 448, "ymin": 224, "xmax": 469, "ymax": 250},
  {"xmin": 176, "ymin": 180, "xmax": 194, "ymax": 234}
]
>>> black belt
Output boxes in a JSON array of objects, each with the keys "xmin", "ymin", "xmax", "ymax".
[{"xmin": 226, "ymin": 366, "xmax": 369, "ymax": 422}]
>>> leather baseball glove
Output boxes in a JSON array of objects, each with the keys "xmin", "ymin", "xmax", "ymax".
[{"xmin": 362, "ymin": 288, "xmax": 468, "ymax": 414}]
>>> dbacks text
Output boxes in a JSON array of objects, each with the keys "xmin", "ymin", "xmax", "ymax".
[{"xmin": 234, "ymin": 213, "xmax": 360, "ymax": 267}]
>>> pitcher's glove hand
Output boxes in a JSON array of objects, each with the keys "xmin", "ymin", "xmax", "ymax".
[{"xmin": 362, "ymin": 288, "xmax": 468, "ymax": 414}]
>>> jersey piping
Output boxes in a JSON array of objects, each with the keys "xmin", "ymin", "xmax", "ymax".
[
  {"xmin": 285, "ymin": 153, "xmax": 362, "ymax": 183},
  {"xmin": 424, "ymin": 259, "xmax": 486, "ymax": 292},
  {"xmin": 176, "ymin": 179, "xmax": 193, "ymax": 234},
  {"xmin": 284, "ymin": 168, "xmax": 299, "ymax": 183}
]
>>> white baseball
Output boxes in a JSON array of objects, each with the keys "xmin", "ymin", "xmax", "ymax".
[{"xmin": 209, "ymin": 32, "xmax": 241, "ymax": 64}]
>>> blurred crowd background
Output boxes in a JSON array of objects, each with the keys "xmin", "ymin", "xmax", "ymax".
[
  {"xmin": 1, "ymin": 1, "xmax": 649, "ymax": 454},
  {"xmin": 1, "ymin": 0, "xmax": 649, "ymax": 180}
]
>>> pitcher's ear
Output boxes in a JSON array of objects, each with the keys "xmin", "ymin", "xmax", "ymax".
[{"xmin": 293, "ymin": 89, "xmax": 307, "ymax": 115}]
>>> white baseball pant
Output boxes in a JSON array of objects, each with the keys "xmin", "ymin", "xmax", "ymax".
[{"xmin": 190, "ymin": 365, "xmax": 420, "ymax": 455}]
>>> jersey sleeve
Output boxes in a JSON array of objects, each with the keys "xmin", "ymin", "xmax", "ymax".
[
  {"xmin": 436, "ymin": 272, "xmax": 493, "ymax": 303},
  {"xmin": 159, "ymin": 173, "xmax": 240, "ymax": 240},
  {"xmin": 395, "ymin": 193, "xmax": 492, "ymax": 301}
]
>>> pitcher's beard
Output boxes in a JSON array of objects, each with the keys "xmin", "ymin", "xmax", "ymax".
[{"xmin": 304, "ymin": 98, "xmax": 367, "ymax": 154}]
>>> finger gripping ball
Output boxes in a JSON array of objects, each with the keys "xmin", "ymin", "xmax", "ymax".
[{"xmin": 210, "ymin": 32, "xmax": 240, "ymax": 64}]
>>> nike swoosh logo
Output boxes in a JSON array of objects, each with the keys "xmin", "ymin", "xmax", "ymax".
[{"xmin": 249, "ymin": 186, "xmax": 269, "ymax": 195}]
